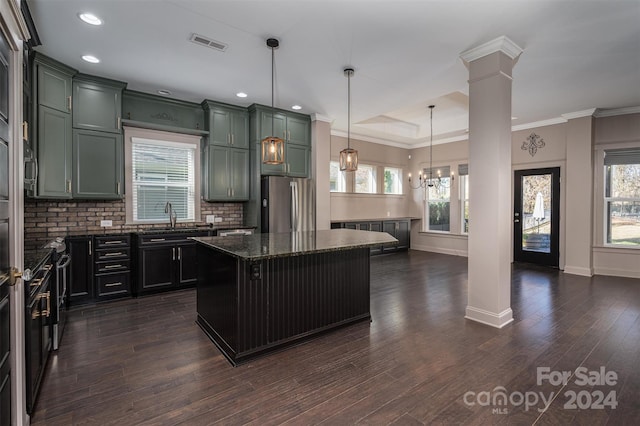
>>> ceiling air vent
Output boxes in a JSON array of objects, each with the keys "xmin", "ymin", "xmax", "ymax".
[{"xmin": 189, "ymin": 33, "xmax": 228, "ymax": 52}]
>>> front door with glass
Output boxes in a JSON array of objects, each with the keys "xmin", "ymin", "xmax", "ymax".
[{"xmin": 513, "ymin": 168, "xmax": 560, "ymax": 267}]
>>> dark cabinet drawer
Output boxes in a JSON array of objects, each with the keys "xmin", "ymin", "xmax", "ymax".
[
  {"xmin": 95, "ymin": 260, "xmax": 130, "ymax": 274},
  {"xmin": 95, "ymin": 235, "xmax": 130, "ymax": 248},
  {"xmin": 96, "ymin": 273, "xmax": 130, "ymax": 297},
  {"xmin": 138, "ymin": 232, "xmax": 208, "ymax": 245},
  {"xmin": 95, "ymin": 248, "xmax": 130, "ymax": 261}
]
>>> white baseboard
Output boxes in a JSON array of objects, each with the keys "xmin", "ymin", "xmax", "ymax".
[
  {"xmin": 593, "ymin": 267, "xmax": 640, "ymax": 279},
  {"xmin": 465, "ymin": 306, "xmax": 514, "ymax": 329},
  {"xmin": 411, "ymin": 244, "xmax": 468, "ymax": 257},
  {"xmin": 563, "ymin": 266, "xmax": 594, "ymax": 277}
]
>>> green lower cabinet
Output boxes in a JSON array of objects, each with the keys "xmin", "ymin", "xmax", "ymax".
[
  {"xmin": 205, "ymin": 146, "xmax": 249, "ymax": 201},
  {"xmin": 37, "ymin": 105, "xmax": 72, "ymax": 198},
  {"xmin": 72, "ymin": 129, "xmax": 123, "ymax": 199}
]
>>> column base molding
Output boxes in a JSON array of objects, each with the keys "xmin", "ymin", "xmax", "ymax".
[
  {"xmin": 465, "ymin": 306, "xmax": 514, "ymax": 329},
  {"xmin": 563, "ymin": 266, "xmax": 594, "ymax": 277}
]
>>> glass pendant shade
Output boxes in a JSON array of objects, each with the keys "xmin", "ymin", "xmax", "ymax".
[
  {"xmin": 261, "ymin": 136, "xmax": 285, "ymax": 165},
  {"xmin": 339, "ymin": 147, "xmax": 358, "ymax": 171},
  {"xmin": 262, "ymin": 37, "xmax": 284, "ymax": 165}
]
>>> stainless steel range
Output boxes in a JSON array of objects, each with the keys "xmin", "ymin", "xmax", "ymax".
[{"xmin": 45, "ymin": 237, "xmax": 70, "ymax": 350}]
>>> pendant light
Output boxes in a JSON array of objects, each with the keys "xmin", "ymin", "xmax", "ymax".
[
  {"xmin": 339, "ymin": 67, "xmax": 358, "ymax": 172},
  {"xmin": 261, "ymin": 38, "xmax": 285, "ymax": 165}
]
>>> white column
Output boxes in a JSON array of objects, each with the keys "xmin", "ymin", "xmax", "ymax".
[
  {"xmin": 311, "ymin": 114, "xmax": 333, "ymax": 230},
  {"xmin": 461, "ymin": 36, "xmax": 523, "ymax": 328},
  {"xmin": 563, "ymin": 112, "xmax": 595, "ymax": 276}
]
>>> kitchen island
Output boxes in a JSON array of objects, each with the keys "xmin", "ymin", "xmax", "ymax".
[{"xmin": 193, "ymin": 229, "xmax": 398, "ymax": 365}]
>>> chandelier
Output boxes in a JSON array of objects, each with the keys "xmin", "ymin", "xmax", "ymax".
[{"xmin": 409, "ymin": 105, "xmax": 453, "ymax": 191}]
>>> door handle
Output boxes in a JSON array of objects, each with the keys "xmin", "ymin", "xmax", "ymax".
[{"xmin": 514, "ymin": 219, "xmax": 520, "ymax": 223}]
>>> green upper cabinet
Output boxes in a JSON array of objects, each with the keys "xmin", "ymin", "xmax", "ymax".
[
  {"xmin": 32, "ymin": 53, "xmax": 76, "ymax": 199},
  {"xmin": 123, "ymin": 90, "xmax": 205, "ymax": 133},
  {"xmin": 37, "ymin": 106, "xmax": 72, "ymax": 198},
  {"xmin": 202, "ymin": 100, "xmax": 249, "ymax": 149},
  {"xmin": 204, "ymin": 146, "xmax": 249, "ymax": 201},
  {"xmin": 72, "ymin": 74, "xmax": 126, "ymax": 134},
  {"xmin": 36, "ymin": 58, "xmax": 73, "ymax": 114},
  {"xmin": 72, "ymin": 129, "xmax": 123, "ymax": 199},
  {"xmin": 248, "ymin": 104, "xmax": 311, "ymax": 178}
]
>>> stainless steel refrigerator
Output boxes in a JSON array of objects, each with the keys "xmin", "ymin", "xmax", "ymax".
[{"xmin": 261, "ymin": 176, "xmax": 316, "ymax": 233}]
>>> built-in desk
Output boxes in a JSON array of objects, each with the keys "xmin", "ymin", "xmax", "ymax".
[{"xmin": 193, "ymin": 229, "xmax": 397, "ymax": 365}]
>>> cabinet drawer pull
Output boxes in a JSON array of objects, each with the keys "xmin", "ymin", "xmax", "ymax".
[
  {"xmin": 104, "ymin": 240, "xmax": 123, "ymax": 245},
  {"xmin": 67, "ymin": 95, "xmax": 72, "ymax": 111},
  {"xmin": 117, "ymin": 116, "xmax": 121, "ymax": 129},
  {"xmin": 117, "ymin": 181, "xmax": 121, "ymax": 194},
  {"xmin": 231, "ymin": 134, "xmax": 234, "ymax": 145},
  {"xmin": 150, "ymin": 238, "xmax": 166, "ymax": 242},
  {"xmin": 105, "ymin": 282, "xmax": 122, "ymax": 287},
  {"xmin": 172, "ymin": 247, "xmax": 176, "ymax": 261},
  {"xmin": 66, "ymin": 180, "xmax": 72, "ymax": 193},
  {"xmin": 89, "ymin": 240, "xmax": 92, "ymax": 256},
  {"xmin": 103, "ymin": 252, "xmax": 123, "ymax": 257},
  {"xmin": 103, "ymin": 264, "xmax": 123, "ymax": 270},
  {"xmin": 29, "ymin": 278, "xmax": 43, "ymax": 287},
  {"xmin": 178, "ymin": 247, "xmax": 181, "ymax": 261}
]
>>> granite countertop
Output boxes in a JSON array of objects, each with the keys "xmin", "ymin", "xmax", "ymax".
[
  {"xmin": 331, "ymin": 217, "xmax": 420, "ymax": 223},
  {"xmin": 137, "ymin": 225, "xmax": 256, "ymax": 235},
  {"xmin": 193, "ymin": 229, "xmax": 398, "ymax": 260},
  {"xmin": 24, "ymin": 247, "xmax": 53, "ymax": 275}
]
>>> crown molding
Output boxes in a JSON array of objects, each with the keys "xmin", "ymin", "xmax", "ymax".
[
  {"xmin": 330, "ymin": 129, "xmax": 412, "ymax": 149},
  {"xmin": 594, "ymin": 106, "xmax": 640, "ymax": 118},
  {"xmin": 561, "ymin": 108, "xmax": 597, "ymax": 120},
  {"xmin": 460, "ymin": 35, "xmax": 524, "ymax": 63},
  {"xmin": 511, "ymin": 117, "xmax": 567, "ymax": 132},
  {"xmin": 310, "ymin": 113, "xmax": 333, "ymax": 123}
]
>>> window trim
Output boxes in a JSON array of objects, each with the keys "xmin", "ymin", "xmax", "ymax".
[{"xmin": 123, "ymin": 126, "xmax": 202, "ymax": 225}]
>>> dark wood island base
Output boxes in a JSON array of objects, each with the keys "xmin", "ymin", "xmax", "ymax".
[{"xmin": 194, "ymin": 229, "xmax": 397, "ymax": 366}]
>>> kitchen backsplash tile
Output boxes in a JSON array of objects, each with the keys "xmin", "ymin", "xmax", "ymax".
[{"xmin": 24, "ymin": 199, "xmax": 244, "ymax": 247}]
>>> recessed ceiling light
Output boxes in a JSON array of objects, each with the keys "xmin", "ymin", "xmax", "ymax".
[
  {"xmin": 291, "ymin": 105, "xmax": 302, "ymax": 110},
  {"xmin": 157, "ymin": 89, "xmax": 172, "ymax": 96},
  {"xmin": 236, "ymin": 92, "xmax": 247, "ymax": 98},
  {"xmin": 78, "ymin": 13, "xmax": 102, "ymax": 26},
  {"xmin": 81, "ymin": 55, "xmax": 100, "ymax": 64}
]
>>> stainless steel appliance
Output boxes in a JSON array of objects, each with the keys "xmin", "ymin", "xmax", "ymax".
[
  {"xmin": 261, "ymin": 176, "xmax": 315, "ymax": 233},
  {"xmin": 45, "ymin": 237, "xmax": 70, "ymax": 350}
]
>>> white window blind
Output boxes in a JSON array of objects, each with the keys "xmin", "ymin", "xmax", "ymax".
[{"xmin": 131, "ymin": 137, "xmax": 197, "ymax": 222}]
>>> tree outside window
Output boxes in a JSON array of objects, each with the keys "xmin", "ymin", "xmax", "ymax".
[
  {"xmin": 425, "ymin": 166, "xmax": 451, "ymax": 232},
  {"xmin": 355, "ymin": 164, "xmax": 376, "ymax": 193},
  {"xmin": 329, "ymin": 161, "xmax": 346, "ymax": 192},
  {"xmin": 605, "ymin": 160, "xmax": 640, "ymax": 246},
  {"xmin": 384, "ymin": 167, "xmax": 402, "ymax": 194}
]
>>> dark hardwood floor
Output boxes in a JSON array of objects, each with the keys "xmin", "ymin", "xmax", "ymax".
[{"xmin": 31, "ymin": 251, "xmax": 640, "ymax": 425}]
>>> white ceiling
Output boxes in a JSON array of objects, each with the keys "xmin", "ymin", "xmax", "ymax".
[{"xmin": 27, "ymin": 0, "xmax": 640, "ymax": 148}]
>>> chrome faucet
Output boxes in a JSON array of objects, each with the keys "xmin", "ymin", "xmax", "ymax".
[{"xmin": 165, "ymin": 202, "xmax": 177, "ymax": 229}]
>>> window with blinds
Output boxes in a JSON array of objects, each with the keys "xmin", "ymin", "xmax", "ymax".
[
  {"xmin": 124, "ymin": 128, "xmax": 201, "ymax": 224},
  {"xmin": 604, "ymin": 148, "xmax": 640, "ymax": 246}
]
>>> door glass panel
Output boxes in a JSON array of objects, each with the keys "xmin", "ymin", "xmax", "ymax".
[{"xmin": 521, "ymin": 174, "xmax": 551, "ymax": 253}]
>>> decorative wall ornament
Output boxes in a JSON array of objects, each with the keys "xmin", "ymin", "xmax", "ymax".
[{"xmin": 521, "ymin": 133, "xmax": 545, "ymax": 157}]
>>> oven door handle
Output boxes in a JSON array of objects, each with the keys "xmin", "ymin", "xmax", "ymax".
[{"xmin": 56, "ymin": 254, "xmax": 71, "ymax": 269}]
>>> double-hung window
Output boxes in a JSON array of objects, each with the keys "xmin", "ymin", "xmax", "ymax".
[
  {"xmin": 329, "ymin": 161, "xmax": 346, "ymax": 192},
  {"xmin": 459, "ymin": 164, "xmax": 469, "ymax": 234},
  {"xmin": 355, "ymin": 164, "xmax": 376, "ymax": 194},
  {"xmin": 604, "ymin": 149, "xmax": 640, "ymax": 246},
  {"xmin": 425, "ymin": 166, "xmax": 451, "ymax": 232},
  {"xmin": 384, "ymin": 167, "xmax": 402, "ymax": 194},
  {"xmin": 124, "ymin": 127, "xmax": 201, "ymax": 224}
]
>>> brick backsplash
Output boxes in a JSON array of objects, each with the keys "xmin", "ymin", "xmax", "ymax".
[{"xmin": 24, "ymin": 199, "xmax": 244, "ymax": 247}]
